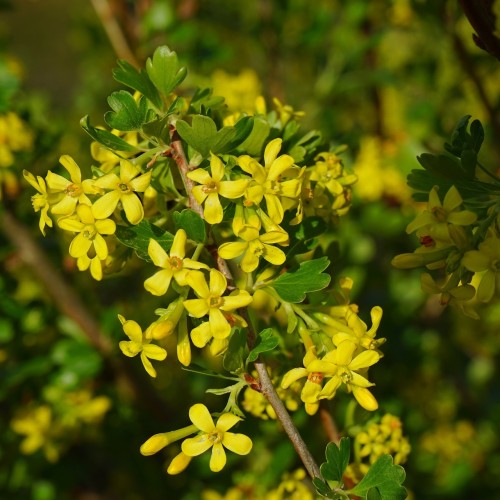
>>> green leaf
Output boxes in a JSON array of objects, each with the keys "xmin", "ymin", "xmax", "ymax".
[
  {"xmin": 470, "ymin": 119, "xmax": 484, "ymax": 153},
  {"xmin": 141, "ymin": 115, "xmax": 170, "ymax": 144},
  {"xmin": 460, "ymin": 149, "xmax": 477, "ymax": 179},
  {"xmin": 112, "ymin": 59, "xmax": 162, "ymax": 109},
  {"xmin": 223, "ymin": 328, "xmax": 248, "ymax": 374},
  {"xmin": 104, "ymin": 91, "xmax": 149, "ymax": 131},
  {"xmin": 176, "ymin": 115, "xmax": 253, "ymax": 158},
  {"xmin": 188, "ymin": 87, "xmax": 226, "ymax": 114},
  {"xmin": 312, "ymin": 478, "xmax": 338, "ymax": 499},
  {"xmin": 115, "ymin": 220, "xmax": 174, "ymax": 262},
  {"xmin": 173, "ymin": 209, "xmax": 206, "ymax": 242},
  {"xmin": 273, "ymin": 257, "xmax": 331, "ymax": 303},
  {"xmin": 237, "ymin": 116, "xmax": 271, "ymax": 156},
  {"xmin": 320, "ymin": 438, "xmax": 351, "ymax": 482},
  {"xmin": 285, "ymin": 216, "xmax": 326, "ymax": 258},
  {"xmin": 417, "ymin": 153, "xmax": 467, "ymax": 181},
  {"xmin": 349, "ymin": 455, "xmax": 407, "ymax": 500},
  {"xmin": 246, "ymin": 328, "xmax": 279, "ymax": 363},
  {"xmin": 146, "ymin": 45, "xmax": 187, "ymax": 97},
  {"xmin": 80, "ymin": 115, "xmax": 140, "ymax": 152}
]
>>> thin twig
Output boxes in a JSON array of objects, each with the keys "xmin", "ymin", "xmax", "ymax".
[
  {"xmin": 169, "ymin": 131, "xmax": 321, "ymax": 479},
  {"xmin": 90, "ymin": 0, "xmax": 140, "ymax": 67},
  {"xmin": 319, "ymin": 401, "xmax": 340, "ymax": 445},
  {"xmin": 1, "ymin": 210, "xmax": 171, "ymax": 420}
]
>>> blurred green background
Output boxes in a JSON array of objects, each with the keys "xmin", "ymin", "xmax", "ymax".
[{"xmin": 1, "ymin": 1, "xmax": 500, "ymax": 498}]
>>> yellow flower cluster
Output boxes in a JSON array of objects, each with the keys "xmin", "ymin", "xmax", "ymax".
[
  {"xmin": 0, "ymin": 112, "xmax": 34, "ymax": 197},
  {"xmin": 11, "ymin": 389, "xmax": 111, "ymax": 462},
  {"xmin": 282, "ymin": 293, "xmax": 384, "ymax": 415},
  {"xmin": 24, "ymin": 154, "xmax": 152, "ymax": 279}
]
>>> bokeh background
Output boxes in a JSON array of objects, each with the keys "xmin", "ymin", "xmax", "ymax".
[{"xmin": 1, "ymin": 1, "xmax": 500, "ymax": 498}]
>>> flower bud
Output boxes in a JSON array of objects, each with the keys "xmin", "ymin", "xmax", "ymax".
[
  {"xmin": 167, "ymin": 452, "xmax": 192, "ymax": 475},
  {"xmin": 140, "ymin": 424, "xmax": 198, "ymax": 456}
]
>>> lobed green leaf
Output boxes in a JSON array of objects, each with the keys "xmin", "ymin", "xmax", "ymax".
[
  {"xmin": 146, "ymin": 46, "xmax": 187, "ymax": 97},
  {"xmin": 246, "ymin": 328, "xmax": 279, "ymax": 363},
  {"xmin": 80, "ymin": 115, "xmax": 141, "ymax": 152},
  {"xmin": 105, "ymin": 91, "xmax": 149, "ymax": 131},
  {"xmin": 173, "ymin": 209, "xmax": 206, "ymax": 243},
  {"xmin": 273, "ymin": 257, "xmax": 331, "ymax": 303}
]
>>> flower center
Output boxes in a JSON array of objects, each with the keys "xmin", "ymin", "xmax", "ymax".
[
  {"xmin": 118, "ymin": 183, "xmax": 131, "ymax": 193},
  {"xmin": 209, "ymin": 295, "xmax": 224, "ymax": 308},
  {"xmin": 307, "ymin": 372, "xmax": 324, "ymax": 384},
  {"xmin": 208, "ymin": 431, "xmax": 223, "ymax": 444},
  {"xmin": 169, "ymin": 256, "xmax": 183, "ymax": 271},
  {"xmin": 82, "ymin": 225, "xmax": 97, "ymax": 240},
  {"xmin": 202, "ymin": 181, "xmax": 219, "ymax": 194},
  {"xmin": 340, "ymin": 370, "xmax": 352, "ymax": 384},
  {"xmin": 431, "ymin": 206, "xmax": 447, "ymax": 222},
  {"xmin": 419, "ymin": 235, "xmax": 435, "ymax": 248},
  {"xmin": 65, "ymin": 183, "xmax": 81, "ymax": 197}
]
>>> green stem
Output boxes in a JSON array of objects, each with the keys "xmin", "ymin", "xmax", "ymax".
[{"xmin": 191, "ymin": 242, "xmax": 205, "ymax": 261}]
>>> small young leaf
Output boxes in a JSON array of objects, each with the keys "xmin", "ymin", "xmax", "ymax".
[
  {"xmin": 146, "ymin": 46, "xmax": 187, "ymax": 97},
  {"xmin": 237, "ymin": 116, "xmax": 271, "ymax": 156},
  {"xmin": 223, "ymin": 328, "xmax": 248, "ymax": 374},
  {"xmin": 112, "ymin": 59, "xmax": 162, "ymax": 109},
  {"xmin": 273, "ymin": 257, "xmax": 331, "ymax": 303},
  {"xmin": 115, "ymin": 221, "xmax": 174, "ymax": 262},
  {"xmin": 80, "ymin": 116, "xmax": 140, "ymax": 152},
  {"xmin": 173, "ymin": 209, "xmax": 206, "ymax": 243},
  {"xmin": 246, "ymin": 328, "xmax": 279, "ymax": 363},
  {"xmin": 320, "ymin": 438, "xmax": 351, "ymax": 482},
  {"xmin": 348, "ymin": 455, "xmax": 407, "ymax": 500},
  {"xmin": 105, "ymin": 91, "xmax": 148, "ymax": 131},
  {"xmin": 312, "ymin": 478, "xmax": 338, "ymax": 499}
]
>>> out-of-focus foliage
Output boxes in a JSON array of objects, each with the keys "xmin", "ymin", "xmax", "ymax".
[{"xmin": 1, "ymin": 0, "xmax": 500, "ymax": 499}]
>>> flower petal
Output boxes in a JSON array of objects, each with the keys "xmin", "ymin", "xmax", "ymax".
[
  {"xmin": 209, "ymin": 269, "xmax": 227, "ymax": 296},
  {"xmin": 187, "ymin": 168, "xmax": 212, "ymax": 185},
  {"xmin": 203, "ymin": 193, "xmax": 223, "ymax": 224},
  {"xmin": 189, "ymin": 404, "xmax": 215, "ymax": 432},
  {"xmin": 140, "ymin": 353, "xmax": 157, "ymax": 377},
  {"xmin": 281, "ymin": 368, "xmax": 308, "ymax": 389},
  {"xmin": 267, "ymin": 154, "xmax": 294, "ymax": 181},
  {"xmin": 142, "ymin": 344, "xmax": 167, "ymax": 360},
  {"xmin": 182, "ymin": 435, "xmax": 212, "ymax": 456},
  {"xmin": 171, "ymin": 229, "xmax": 187, "ymax": 258},
  {"xmin": 95, "ymin": 218, "xmax": 116, "ymax": 235},
  {"xmin": 352, "ymin": 387, "xmax": 378, "ymax": 411},
  {"xmin": 215, "ymin": 412, "xmax": 241, "ymax": 432},
  {"xmin": 222, "ymin": 432, "xmax": 252, "ymax": 455},
  {"xmin": 349, "ymin": 350, "xmax": 380, "ymax": 371},
  {"xmin": 186, "ymin": 271, "xmax": 210, "ymax": 298},
  {"xmin": 93, "ymin": 233, "xmax": 108, "ymax": 260},
  {"xmin": 122, "ymin": 193, "xmax": 144, "ymax": 225},
  {"xmin": 220, "ymin": 290, "xmax": 253, "ymax": 311},
  {"xmin": 119, "ymin": 160, "xmax": 140, "ymax": 183},
  {"xmin": 263, "ymin": 244, "xmax": 286, "ymax": 266},
  {"xmin": 93, "ymin": 173, "xmax": 120, "ymax": 190},
  {"xmin": 210, "ymin": 154, "xmax": 225, "ymax": 182},
  {"xmin": 264, "ymin": 138, "xmax": 282, "ymax": 167},
  {"xmin": 184, "ymin": 298, "xmax": 209, "ymax": 318},
  {"xmin": 119, "ymin": 340, "xmax": 141, "ymax": 357},
  {"xmin": 190, "ymin": 322, "xmax": 212, "ymax": 348},
  {"xmin": 129, "ymin": 171, "xmax": 152, "ymax": 193},
  {"xmin": 122, "ymin": 319, "xmax": 143, "ymax": 343},
  {"xmin": 59, "ymin": 155, "xmax": 82, "ymax": 183},
  {"xmin": 92, "ymin": 190, "xmax": 121, "ymax": 219},
  {"xmin": 219, "ymin": 179, "xmax": 248, "ymax": 199},
  {"xmin": 218, "ymin": 241, "xmax": 247, "ymax": 260},
  {"xmin": 209, "ymin": 308, "xmax": 231, "ymax": 339},
  {"xmin": 210, "ymin": 442, "xmax": 227, "ymax": 472},
  {"xmin": 145, "ymin": 269, "xmax": 173, "ymax": 296},
  {"xmin": 69, "ymin": 233, "xmax": 92, "ymax": 258}
]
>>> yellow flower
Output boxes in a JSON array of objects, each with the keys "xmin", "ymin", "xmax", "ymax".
[
  {"xmin": 281, "ymin": 347, "xmax": 335, "ymax": 415},
  {"xmin": 272, "ymin": 97, "xmax": 305, "ymax": 125},
  {"xmin": 118, "ymin": 315, "xmax": 167, "ymax": 377},
  {"xmin": 218, "ymin": 225, "xmax": 288, "ymax": 273},
  {"xmin": 92, "ymin": 159, "xmax": 151, "ymax": 224},
  {"xmin": 462, "ymin": 236, "xmax": 500, "ymax": 303},
  {"xmin": 238, "ymin": 138, "xmax": 301, "ymax": 223},
  {"xmin": 181, "ymin": 403, "xmax": 252, "ymax": 472},
  {"xmin": 23, "ymin": 170, "xmax": 54, "ymax": 235},
  {"xmin": 319, "ymin": 340, "xmax": 380, "ymax": 411},
  {"xmin": 144, "ymin": 229, "xmax": 209, "ymax": 296},
  {"xmin": 183, "ymin": 269, "xmax": 253, "ymax": 346},
  {"xmin": 45, "ymin": 155, "xmax": 98, "ymax": 215},
  {"xmin": 187, "ymin": 154, "xmax": 248, "ymax": 224},
  {"xmin": 58, "ymin": 204, "xmax": 116, "ymax": 281},
  {"xmin": 406, "ymin": 186, "xmax": 477, "ymax": 243}
]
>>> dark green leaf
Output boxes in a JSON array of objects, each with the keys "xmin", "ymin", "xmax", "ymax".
[
  {"xmin": 115, "ymin": 220, "xmax": 174, "ymax": 262},
  {"xmin": 417, "ymin": 153, "xmax": 467, "ymax": 181},
  {"xmin": 460, "ymin": 149, "xmax": 477, "ymax": 179},
  {"xmin": 188, "ymin": 87, "xmax": 226, "ymax": 114},
  {"xmin": 223, "ymin": 328, "xmax": 248, "ymax": 374},
  {"xmin": 146, "ymin": 45, "xmax": 187, "ymax": 97},
  {"xmin": 112, "ymin": 59, "xmax": 162, "ymax": 109},
  {"xmin": 470, "ymin": 119, "xmax": 484, "ymax": 153},
  {"xmin": 104, "ymin": 91, "xmax": 148, "ymax": 131},
  {"xmin": 237, "ymin": 116, "xmax": 271, "ymax": 156},
  {"xmin": 320, "ymin": 438, "xmax": 351, "ymax": 482},
  {"xmin": 312, "ymin": 478, "xmax": 338, "ymax": 499},
  {"xmin": 141, "ymin": 115, "xmax": 170, "ymax": 144},
  {"xmin": 286, "ymin": 216, "xmax": 326, "ymax": 258},
  {"xmin": 80, "ymin": 115, "xmax": 140, "ymax": 152},
  {"xmin": 246, "ymin": 328, "xmax": 279, "ymax": 363},
  {"xmin": 173, "ymin": 209, "xmax": 206, "ymax": 242},
  {"xmin": 349, "ymin": 455, "xmax": 407, "ymax": 500},
  {"xmin": 273, "ymin": 257, "xmax": 331, "ymax": 303}
]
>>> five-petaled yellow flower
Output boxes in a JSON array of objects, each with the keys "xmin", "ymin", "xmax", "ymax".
[
  {"xmin": 187, "ymin": 153, "xmax": 248, "ymax": 224},
  {"xmin": 92, "ymin": 159, "xmax": 151, "ymax": 224},
  {"xmin": 45, "ymin": 155, "xmax": 98, "ymax": 215},
  {"xmin": 118, "ymin": 315, "xmax": 167, "ymax": 378},
  {"xmin": 218, "ymin": 225, "xmax": 288, "ymax": 273},
  {"xmin": 181, "ymin": 403, "xmax": 252, "ymax": 472},
  {"xmin": 57, "ymin": 205, "xmax": 116, "ymax": 280},
  {"xmin": 183, "ymin": 269, "xmax": 253, "ymax": 346},
  {"xmin": 319, "ymin": 340, "xmax": 380, "ymax": 411},
  {"xmin": 238, "ymin": 138, "xmax": 302, "ymax": 223},
  {"xmin": 144, "ymin": 229, "xmax": 209, "ymax": 296}
]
